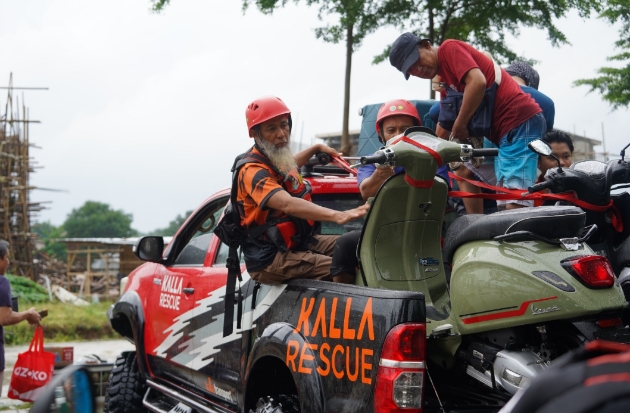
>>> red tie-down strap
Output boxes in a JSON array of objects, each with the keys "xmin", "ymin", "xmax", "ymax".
[
  {"xmin": 390, "ymin": 135, "xmax": 444, "ymax": 188},
  {"xmin": 448, "ymin": 172, "xmax": 624, "ymax": 233},
  {"xmin": 389, "ymin": 135, "xmax": 444, "ymax": 166}
]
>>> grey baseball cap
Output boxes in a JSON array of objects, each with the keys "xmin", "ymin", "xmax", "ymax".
[
  {"xmin": 389, "ymin": 33, "xmax": 430, "ymax": 80},
  {"xmin": 505, "ymin": 61, "xmax": 540, "ymax": 90}
]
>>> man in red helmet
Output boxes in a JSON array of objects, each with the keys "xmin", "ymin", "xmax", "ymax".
[
  {"xmin": 358, "ymin": 99, "xmax": 450, "ymax": 200},
  {"xmin": 237, "ymin": 96, "xmax": 369, "ymax": 285},
  {"xmin": 329, "ymin": 99, "xmax": 452, "ymax": 285}
]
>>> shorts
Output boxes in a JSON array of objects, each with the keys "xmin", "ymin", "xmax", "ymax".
[
  {"xmin": 249, "ymin": 234, "xmax": 338, "ymax": 284},
  {"xmin": 494, "ymin": 113, "xmax": 546, "ymax": 207}
]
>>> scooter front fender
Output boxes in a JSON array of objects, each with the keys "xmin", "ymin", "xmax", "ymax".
[{"xmin": 449, "ymin": 240, "xmax": 626, "ymax": 335}]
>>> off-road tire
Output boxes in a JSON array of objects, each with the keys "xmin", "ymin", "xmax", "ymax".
[
  {"xmin": 104, "ymin": 351, "xmax": 147, "ymax": 413},
  {"xmin": 249, "ymin": 394, "xmax": 300, "ymax": 413}
]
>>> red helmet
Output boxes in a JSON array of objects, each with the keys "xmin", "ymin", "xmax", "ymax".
[
  {"xmin": 375, "ymin": 99, "xmax": 421, "ymax": 142},
  {"xmin": 245, "ymin": 96, "xmax": 292, "ymax": 136}
]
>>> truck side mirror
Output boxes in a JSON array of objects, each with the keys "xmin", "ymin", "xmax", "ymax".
[{"xmin": 134, "ymin": 236, "xmax": 165, "ymax": 262}]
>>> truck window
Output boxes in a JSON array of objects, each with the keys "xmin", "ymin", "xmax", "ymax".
[
  {"xmin": 173, "ymin": 201, "xmax": 226, "ymax": 266},
  {"xmin": 311, "ymin": 193, "xmax": 365, "ymax": 234}
]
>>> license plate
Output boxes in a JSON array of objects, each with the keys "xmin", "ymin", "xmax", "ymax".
[{"xmin": 168, "ymin": 403, "xmax": 193, "ymax": 413}]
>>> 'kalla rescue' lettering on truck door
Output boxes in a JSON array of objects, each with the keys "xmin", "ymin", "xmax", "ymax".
[
  {"xmin": 159, "ymin": 274, "xmax": 183, "ymax": 310},
  {"xmin": 286, "ymin": 297, "xmax": 375, "ymax": 384}
]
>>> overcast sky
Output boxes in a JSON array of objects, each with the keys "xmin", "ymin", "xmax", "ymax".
[{"xmin": 1, "ymin": 1, "xmax": 627, "ymax": 234}]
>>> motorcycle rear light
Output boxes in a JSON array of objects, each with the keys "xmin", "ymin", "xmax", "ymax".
[
  {"xmin": 375, "ymin": 324, "xmax": 426, "ymax": 413},
  {"xmin": 597, "ymin": 317, "xmax": 622, "ymax": 328},
  {"xmin": 561, "ymin": 255, "xmax": 615, "ymax": 288}
]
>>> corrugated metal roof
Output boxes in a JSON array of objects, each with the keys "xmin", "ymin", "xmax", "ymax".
[{"xmin": 58, "ymin": 236, "xmax": 173, "ymax": 246}]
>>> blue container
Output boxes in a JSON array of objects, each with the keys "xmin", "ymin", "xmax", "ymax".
[{"xmin": 357, "ymin": 99, "xmax": 438, "ymax": 156}]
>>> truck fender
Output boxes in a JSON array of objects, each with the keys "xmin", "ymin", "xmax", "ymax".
[
  {"xmin": 108, "ymin": 291, "xmax": 150, "ymax": 377},
  {"xmin": 246, "ymin": 322, "xmax": 325, "ymax": 413}
]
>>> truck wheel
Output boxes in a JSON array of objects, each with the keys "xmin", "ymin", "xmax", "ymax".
[
  {"xmin": 249, "ymin": 394, "xmax": 300, "ymax": 413},
  {"xmin": 104, "ymin": 351, "xmax": 147, "ymax": 413}
]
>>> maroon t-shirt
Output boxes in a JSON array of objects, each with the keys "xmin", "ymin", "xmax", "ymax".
[{"xmin": 437, "ymin": 39, "xmax": 541, "ymax": 143}]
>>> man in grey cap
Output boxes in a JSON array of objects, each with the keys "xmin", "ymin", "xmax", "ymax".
[{"xmin": 389, "ymin": 33, "xmax": 546, "ymax": 209}]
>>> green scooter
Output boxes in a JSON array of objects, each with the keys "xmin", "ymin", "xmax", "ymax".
[{"xmin": 355, "ymin": 127, "xmax": 629, "ymax": 397}]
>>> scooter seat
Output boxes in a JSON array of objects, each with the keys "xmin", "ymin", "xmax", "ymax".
[{"xmin": 443, "ymin": 206, "xmax": 586, "ymax": 264}]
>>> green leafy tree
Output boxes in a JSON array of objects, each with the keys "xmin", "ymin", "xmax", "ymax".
[
  {"xmin": 151, "ymin": 210, "xmax": 193, "ymax": 236},
  {"xmin": 574, "ymin": 0, "xmax": 630, "ymax": 109},
  {"xmin": 63, "ymin": 201, "xmax": 138, "ymax": 238},
  {"xmin": 243, "ymin": 0, "xmax": 383, "ymax": 156},
  {"xmin": 375, "ymin": 0, "xmax": 602, "ymax": 98},
  {"xmin": 32, "ymin": 221, "xmax": 67, "ymax": 259},
  {"xmin": 151, "ymin": 0, "xmax": 602, "ymax": 143},
  {"xmin": 151, "ymin": 0, "xmax": 170, "ymax": 10}
]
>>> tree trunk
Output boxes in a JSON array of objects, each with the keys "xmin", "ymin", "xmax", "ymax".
[{"xmin": 341, "ymin": 24, "xmax": 353, "ymax": 156}]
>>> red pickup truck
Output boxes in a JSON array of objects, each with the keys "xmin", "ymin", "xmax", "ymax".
[{"xmin": 106, "ymin": 162, "xmax": 501, "ymax": 413}]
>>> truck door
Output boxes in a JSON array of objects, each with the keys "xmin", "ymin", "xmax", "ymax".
[
  {"xmin": 185, "ymin": 221, "xmax": 254, "ymax": 407},
  {"xmin": 147, "ymin": 195, "xmax": 228, "ymax": 387}
]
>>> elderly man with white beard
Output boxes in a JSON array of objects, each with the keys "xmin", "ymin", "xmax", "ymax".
[{"xmin": 236, "ymin": 96, "xmax": 369, "ymax": 285}]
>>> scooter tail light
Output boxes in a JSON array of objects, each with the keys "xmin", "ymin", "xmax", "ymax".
[
  {"xmin": 374, "ymin": 323, "xmax": 425, "ymax": 413},
  {"xmin": 562, "ymin": 255, "xmax": 615, "ymax": 288}
]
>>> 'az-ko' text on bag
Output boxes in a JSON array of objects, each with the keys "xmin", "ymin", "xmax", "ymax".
[{"xmin": 8, "ymin": 326, "xmax": 56, "ymax": 402}]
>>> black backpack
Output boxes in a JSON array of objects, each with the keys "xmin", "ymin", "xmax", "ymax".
[
  {"xmin": 503, "ymin": 340, "xmax": 630, "ymax": 413},
  {"xmin": 215, "ymin": 149, "xmax": 265, "ymax": 338}
]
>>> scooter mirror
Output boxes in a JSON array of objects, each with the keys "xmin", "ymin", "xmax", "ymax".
[
  {"xmin": 529, "ymin": 139, "xmax": 562, "ymax": 172},
  {"xmin": 620, "ymin": 141, "xmax": 630, "ymax": 162},
  {"xmin": 528, "ymin": 139, "xmax": 552, "ymax": 156}
]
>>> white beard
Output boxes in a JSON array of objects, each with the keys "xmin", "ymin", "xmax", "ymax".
[{"xmin": 256, "ymin": 136, "xmax": 297, "ymax": 176}]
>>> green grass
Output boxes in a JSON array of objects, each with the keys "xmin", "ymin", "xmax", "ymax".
[
  {"xmin": 5, "ymin": 300, "xmax": 119, "ymax": 345},
  {"xmin": 3, "ymin": 272, "xmax": 120, "ymax": 345}
]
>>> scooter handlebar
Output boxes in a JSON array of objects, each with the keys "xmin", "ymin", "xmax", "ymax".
[
  {"xmin": 360, "ymin": 152, "xmax": 388, "ymax": 165},
  {"xmin": 528, "ymin": 180, "xmax": 553, "ymax": 193},
  {"xmin": 471, "ymin": 148, "xmax": 498, "ymax": 157},
  {"xmin": 307, "ymin": 152, "xmax": 333, "ymax": 166}
]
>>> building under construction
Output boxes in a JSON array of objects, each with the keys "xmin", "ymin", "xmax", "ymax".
[{"xmin": 0, "ymin": 74, "xmax": 45, "ymax": 279}]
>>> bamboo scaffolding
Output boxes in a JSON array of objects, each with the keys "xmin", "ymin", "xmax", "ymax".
[{"xmin": 0, "ymin": 73, "xmax": 46, "ymax": 279}]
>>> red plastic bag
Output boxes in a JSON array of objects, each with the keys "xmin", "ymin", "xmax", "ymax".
[{"xmin": 8, "ymin": 326, "xmax": 56, "ymax": 402}]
